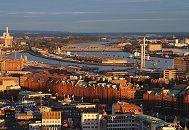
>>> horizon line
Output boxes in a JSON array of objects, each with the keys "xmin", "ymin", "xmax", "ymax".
[{"xmin": 0, "ymin": 29, "xmax": 189, "ymax": 34}]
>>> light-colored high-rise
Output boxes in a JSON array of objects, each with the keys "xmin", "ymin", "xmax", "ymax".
[{"xmin": 0, "ymin": 27, "xmax": 13, "ymax": 47}]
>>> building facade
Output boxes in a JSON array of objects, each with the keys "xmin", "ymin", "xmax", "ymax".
[
  {"xmin": 143, "ymin": 87, "xmax": 189, "ymax": 118},
  {"xmin": 148, "ymin": 44, "xmax": 162, "ymax": 52},
  {"xmin": 21, "ymin": 72, "xmax": 141, "ymax": 104},
  {"xmin": 106, "ymin": 113, "xmax": 137, "ymax": 130},
  {"xmin": 81, "ymin": 113, "xmax": 101, "ymax": 130},
  {"xmin": 0, "ymin": 27, "xmax": 13, "ymax": 47},
  {"xmin": 112, "ymin": 102, "xmax": 142, "ymax": 114},
  {"xmin": 163, "ymin": 69, "xmax": 177, "ymax": 80},
  {"xmin": 106, "ymin": 113, "xmax": 177, "ymax": 130},
  {"xmin": 0, "ymin": 77, "xmax": 20, "ymax": 92},
  {"xmin": 185, "ymin": 38, "xmax": 189, "ymax": 45},
  {"xmin": 0, "ymin": 58, "xmax": 24, "ymax": 71},
  {"xmin": 174, "ymin": 57, "xmax": 189, "ymax": 72},
  {"xmin": 42, "ymin": 111, "xmax": 61, "ymax": 129}
]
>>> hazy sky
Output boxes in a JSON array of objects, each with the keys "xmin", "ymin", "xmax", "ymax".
[{"xmin": 0, "ymin": 0, "xmax": 189, "ymax": 32}]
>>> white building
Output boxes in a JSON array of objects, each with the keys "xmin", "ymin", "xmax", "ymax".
[
  {"xmin": 0, "ymin": 77, "xmax": 20, "ymax": 92},
  {"xmin": 107, "ymin": 113, "xmax": 137, "ymax": 130},
  {"xmin": 19, "ymin": 91, "xmax": 52, "ymax": 100},
  {"xmin": 106, "ymin": 113, "xmax": 179, "ymax": 130},
  {"xmin": 76, "ymin": 103, "xmax": 96, "ymax": 109},
  {"xmin": 81, "ymin": 113, "xmax": 102, "ymax": 130},
  {"xmin": 80, "ymin": 112, "xmax": 179, "ymax": 130},
  {"xmin": 175, "ymin": 39, "xmax": 187, "ymax": 47},
  {"xmin": 29, "ymin": 121, "xmax": 42, "ymax": 130}
]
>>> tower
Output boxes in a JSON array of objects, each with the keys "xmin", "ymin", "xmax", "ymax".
[
  {"xmin": 140, "ymin": 37, "xmax": 146, "ymax": 69},
  {"xmin": 6, "ymin": 27, "xmax": 8, "ymax": 34},
  {"xmin": 0, "ymin": 27, "xmax": 13, "ymax": 47}
]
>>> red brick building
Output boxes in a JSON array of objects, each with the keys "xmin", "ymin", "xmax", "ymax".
[
  {"xmin": 0, "ymin": 58, "xmax": 24, "ymax": 71},
  {"xmin": 112, "ymin": 102, "xmax": 142, "ymax": 114},
  {"xmin": 174, "ymin": 57, "xmax": 189, "ymax": 72},
  {"xmin": 21, "ymin": 72, "xmax": 141, "ymax": 103},
  {"xmin": 143, "ymin": 87, "xmax": 189, "ymax": 118}
]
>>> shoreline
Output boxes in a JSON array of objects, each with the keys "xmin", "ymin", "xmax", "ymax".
[{"xmin": 26, "ymin": 50, "xmax": 138, "ymax": 68}]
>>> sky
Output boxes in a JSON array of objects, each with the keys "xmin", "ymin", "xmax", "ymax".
[{"xmin": 0, "ymin": 0, "xmax": 189, "ymax": 32}]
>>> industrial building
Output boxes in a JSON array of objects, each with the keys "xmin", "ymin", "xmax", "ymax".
[
  {"xmin": 0, "ymin": 27, "xmax": 13, "ymax": 47},
  {"xmin": 148, "ymin": 44, "xmax": 162, "ymax": 52},
  {"xmin": 21, "ymin": 72, "xmax": 142, "ymax": 104},
  {"xmin": 102, "ymin": 58, "xmax": 127, "ymax": 64},
  {"xmin": 143, "ymin": 86, "xmax": 189, "ymax": 118},
  {"xmin": 0, "ymin": 58, "xmax": 24, "ymax": 71}
]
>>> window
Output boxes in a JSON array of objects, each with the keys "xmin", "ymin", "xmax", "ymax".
[{"xmin": 0, "ymin": 81, "xmax": 3, "ymax": 85}]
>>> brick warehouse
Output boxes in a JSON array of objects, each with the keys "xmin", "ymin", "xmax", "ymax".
[
  {"xmin": 0, "ymin": 58, "xmax": 24, "ymax": 71},
  {"xmin": 20, "ymin": 71, "xmax": 142, "ymax": 103},
  {"xmin": 143, "ymin": 87, "xmax": 189, "ymax": 118}
]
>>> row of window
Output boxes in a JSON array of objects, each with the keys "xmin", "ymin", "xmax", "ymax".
[
  {"xmin": 108, "ymin": 116, "xmax": 134, "ymax": 120},
  {"xmin": 107, "ymin": 119, "xmax": 134, "ymax": 123},
  {"xmin": 42, "ymin": 120, "xmax": 61, "ymax": 124},
  {"xmin": 83, "ymin": 114, "xmax": 98, "ymax": 117},
  {"xmin": 83, "ymin": 122, "xmax": 98, "ymax": 125},
  {"xmin": 107, "ymin": 128, "xmax": 138, "ymax": 130},
  {"xmin": 82, "ymin": 126, "xmax": 98, "ymax": 129},
  {"xmin": 107, "ymin": 123, "xmax": 136, "ymax": 127},
  {"xmin": 84, "ymin": 119, "xmax": 98, "ymax": 121}
]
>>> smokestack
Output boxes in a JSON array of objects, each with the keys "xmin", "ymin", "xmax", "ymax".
[
  {"xmin": 6, "ymin": 27, "xmax": 8, "ymax": 33},
  {"xmin": 140, "ymin": 37, "xmax": 146, "ymax": 69},
  {"xmin": 143, "ymin": 37, "xmax": 146, "ymax": 67}
]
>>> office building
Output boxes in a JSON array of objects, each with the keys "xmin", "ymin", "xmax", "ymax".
[
  {"xmin": 61, "ymin": 102, "xmax": 98, "ymax": 127},
  {"xmin": 106, "ymin": 113, "xmax": 178, "ymax": 130},
  {"xmin": 81, "ymin": 113, "xmax": 101, "ymax": 130},
  {"xmin": 42, "ymin": 111, "xmax": 61, "ymax": 129},
  {"xmin": 163, "ymin": 69, "xmax": 177, "ymax": 80}
]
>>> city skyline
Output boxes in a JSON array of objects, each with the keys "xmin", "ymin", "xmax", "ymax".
[{"xmin": 0, "ymin": 0, "xmax": 189, "ymax": 32}]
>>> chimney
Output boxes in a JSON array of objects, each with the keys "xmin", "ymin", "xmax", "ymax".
[{"xmin": 6, "ymin": 27, "xmax": 8, "ymax": 33}]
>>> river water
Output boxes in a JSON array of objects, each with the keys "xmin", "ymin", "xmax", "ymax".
[
  {"xmin": 7, "ymin": 52, "xmax": 128, "ymax": 71},
  {"xmin": 74, "ymin": 51, "xmax": 173, "ymax": 69},
  {"xmin": 7, "ymin": 51, "xmax": 173, "ymax": 71}
]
